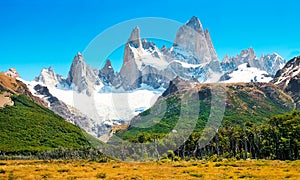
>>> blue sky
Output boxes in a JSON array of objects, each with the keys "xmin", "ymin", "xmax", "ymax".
[{"xmin": 0, "ymin": 0, "xmax": 299, "ymax": 80}]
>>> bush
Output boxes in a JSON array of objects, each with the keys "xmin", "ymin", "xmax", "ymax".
[
  {"xmin": 57, "ymin": 169, "xmax": 69, "ymax": 173},
  {"xmin": 96, "ymin": 173, "xmax": 106, "ymax": 179},
  {"xmin": 189, "ymin": 173, "xmax": 205, "ymax": 178},
  {"xmin": 214, "ymin": 163, "xmax": 222, "ymax": 167}
]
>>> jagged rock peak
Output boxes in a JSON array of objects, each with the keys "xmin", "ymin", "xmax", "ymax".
[
  {"xmin": 73, "ymin": 52, "xmax": 84, "ymax": 62},
  {"xmin": 204, "ymin": 28, "xmax": 218, "ymax": 60},
  {"xmin": 35, "ymin": 66, "xmax": 65, "ymax": 87},
  {"xmin": 99, "ymin": 59, "xmax": 115, "ymax": 85},
  {"xmin": 128, "ymin": 26, "xmax": 141, "ymax": 48},
  {"xmin": 66, "ymin": 52, "xmax": 100, "ymax": 96},
  {"xmin": 4, "ymin": 68, "xmax": 20, "ymax": 78},
  {"xmin": 174, "ymin": 16, "xmax": 218, "ymax": 63},
  {"xmin": 186, "ymin": 16, "xmax": 203, "ymax": 32},
  {"xmin": 100, "ymin": 59, "xmax": 114, "ymax": 76},
  {"xmin": 161, "ymin": 45, "xmax": 167, "ymax": 52},
  {"xmin": 103, "ymin": 59, "xmax": 112, "ymax": 68},
  {"xmin": 43, "ymin": 66, "xmax": 54, "ymax": 73},
  {"xmin": 77, "ymin": 52, "xmax": 82, "ymax": 56},
  {"xmin": 222, "ymin": 54, "xmax": 230, "ymax": 62}
]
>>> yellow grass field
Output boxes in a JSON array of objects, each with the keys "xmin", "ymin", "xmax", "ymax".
[{"xmin": 0, "ymin": 160, "xmax": 299, "ymax": 179}]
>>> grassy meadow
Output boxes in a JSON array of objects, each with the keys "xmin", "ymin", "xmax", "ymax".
[{"xmin": 0, "ymin": 160, "xmax": 299, "ymax": 179}]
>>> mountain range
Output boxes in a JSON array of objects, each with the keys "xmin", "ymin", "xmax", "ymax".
[{"xmin": 3, "ymin": 16, "xmax": 296, "ymax": 140}]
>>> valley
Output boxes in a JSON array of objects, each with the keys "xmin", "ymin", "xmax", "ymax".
[{"xmin": 0, "ymin": 10, "xmax": 299, "ymax": 179}]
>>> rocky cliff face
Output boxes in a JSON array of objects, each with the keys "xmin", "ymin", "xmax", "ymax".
[
  {"xmin": 118, "ymin": 26, "xmax": 171, "ymax": 90},
  {"xmin": 118, "ymin": 27, "xmax": 142, "ymax": 90},
  {"xmin": 4, "ymin": 68, "xmax": 20, "ymax": 79},
  {"xmin": 174, "ymin": 16, "xmax": 218, "ymax": 64},
  {"xmin": 260, "ymin": 53, "xmax": 285, "ymax": 75},
  {"xmin": 66, "ymin": 52, "xmax": 101, "ymax": 96},
  {"xmin": 99, "ymin": 59, "xmax": 115, "ymax": 86},
  {"xmin": 0, "ymin": 72, "xmax": 47, "ymax": 107},
  {"xmin": 273, "ymin": 56, "xmax": 300, "ymax": 108}
]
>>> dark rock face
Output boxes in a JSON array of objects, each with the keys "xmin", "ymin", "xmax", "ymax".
[
  {"xmin": 273, "ymin": 56, "xmax": 300, "ymax": 108},
  {"xmin": 34, "ymin": 84, "xmax": 59, "ymax": 103},
  {"xmin": 219, "ymin": 73, "xmax": 232, "ymax": 81},
  {"xmin": 99, "ymin": 60, "xmax": 115, "ymax": 85}
]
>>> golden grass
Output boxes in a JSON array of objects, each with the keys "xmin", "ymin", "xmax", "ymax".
[{"xmin": 0, "ymin": 159, "xmax": 299, "ymax": 179}]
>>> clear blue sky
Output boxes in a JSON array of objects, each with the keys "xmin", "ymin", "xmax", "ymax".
[{"xmin": 0, "ymin": 0, "xmax": 299, "ymax": 80}]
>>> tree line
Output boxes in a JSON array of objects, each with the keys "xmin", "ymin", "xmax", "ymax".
[
  {"xmin": 109, "ymin": 110, "xmax": 300, "ymax": 161},
  {"xmin": 1, "ymin": 111, "xmax": 299, "ymax": 161}
]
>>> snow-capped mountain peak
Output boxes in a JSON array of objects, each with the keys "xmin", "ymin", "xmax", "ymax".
[
  {"xmin": 28, "ymin": 16, "xmax": 290, "ymax": 139},
  {"xmin": 273, "ymin": 56, "xmax": 300, "ymax": 86},
  {"xmin": 221, "ymin": 48, "xmax": 285, "ymax": 76},
  {"xmin": 35, "ymin": 66, "xmax": 65, "ymax": 87}
]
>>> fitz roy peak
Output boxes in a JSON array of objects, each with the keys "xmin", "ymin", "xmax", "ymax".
[
  {"xmin": 117, "ymin": 16, "xmax": 224, "ymax": 90},
  {"xmin": 173, "ymin": 16, "xmax": 218, "ymax": 63}
]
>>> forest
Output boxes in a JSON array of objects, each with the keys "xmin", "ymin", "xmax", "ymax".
[{"xmin": 111, "ymin": 110, "xmax": 300, "ymax": 161}]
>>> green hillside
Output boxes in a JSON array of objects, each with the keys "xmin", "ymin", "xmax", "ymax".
[
  {"xmin": 0, "ymin": 95, "xmax": 93, "ymax": 155},
  {"xmin": 117, "ymin": 83, "xmax": 295, "ymax": 140}
]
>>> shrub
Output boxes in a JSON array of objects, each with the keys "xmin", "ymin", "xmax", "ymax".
[
  {"xmin": 189, "ymin": 173, "xmax": 205, "ymax": 178},
  {"xmin": 96, "ymin": 173, "xmax": 106, "ymax": 179},
  {"xmin": 214, "ymin": 163, "xmax": 222, "ymax": 167},
  {"xmin": 57, "ymin": 169, "xmax": 70, "ymax": 173}
]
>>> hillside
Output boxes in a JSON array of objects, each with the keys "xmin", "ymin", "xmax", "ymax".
[
  {"xmin": 111, "ymin": 79, "xmax": 299, "ymax": 160},
  {"xmin": 0, "ymin": 95, "xmax": 93, "ymax": 154},
  {"xmin": 0, "ymin": 73, "xmax": 47, "ymax": 107},
  {"xmin": 116, "ymin": 79, "xmax": 295, "ymax": 140},
  {"xmin": 0, "ymin": 73, "xmax": 100, "ymax": 155}
]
